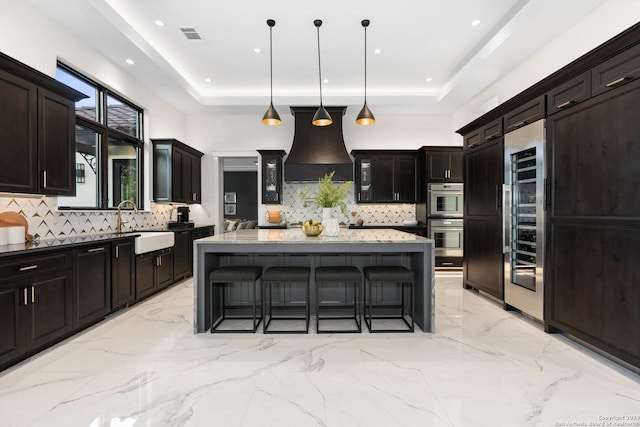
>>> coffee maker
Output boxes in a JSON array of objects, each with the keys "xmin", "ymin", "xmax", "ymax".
[{"xmin": 177, "ymin": 206, "xmax": 190, "ymax": 223}]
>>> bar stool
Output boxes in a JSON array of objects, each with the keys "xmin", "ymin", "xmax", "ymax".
[
  {"xmin": 363, "ymin": 266, "xmax": 415, "ymax": 333},
  {"xmin": 262, "ymin": 266, "xmax": 311, "ymax": 334},
  {"xmin": 209, "ymin": 266, "xmax": 262, "ymax": 333},
  {"xmin": 315, "ymin": 266, "xmax": 362, "ymax": 333}
]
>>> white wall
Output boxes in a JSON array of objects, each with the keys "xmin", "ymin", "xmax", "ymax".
[{"xmin": 452, "ymin": 0, "xmax": 640, "ymax": 130}]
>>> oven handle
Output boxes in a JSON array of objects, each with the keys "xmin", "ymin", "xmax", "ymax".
[{"xmin": 502, "ymin": 184, "xmax": 510, "ymax": 254}]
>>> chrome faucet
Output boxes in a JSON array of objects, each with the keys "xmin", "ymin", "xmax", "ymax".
[{"xmin": 116, "ymin": 199, "xmax": 138, "ymax": 233}]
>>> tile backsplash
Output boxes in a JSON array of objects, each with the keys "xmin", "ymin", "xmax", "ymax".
[
  {"xmin": 0, "ymin": 195, "xmax": 173, "ymax": 240},
  {"xmin": 264, "ymin": 183, "xmax": 416, "ymax": 225}
]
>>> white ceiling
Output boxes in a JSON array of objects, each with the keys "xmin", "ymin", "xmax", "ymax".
[{"xmin": 30, "ymin": 0, "xmax": 605, "ymax": 115}]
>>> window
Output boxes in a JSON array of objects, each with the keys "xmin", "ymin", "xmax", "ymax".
[{"xmin": 56, "ymin": 63, "xmax": 144, "ymax": 210}]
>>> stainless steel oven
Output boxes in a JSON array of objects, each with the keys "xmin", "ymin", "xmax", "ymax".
[
  {"xmin": 428, "ymin": 183, "xmax": 463, "ymax": 217},
  {"xmin": 428, "ymin": 218, "xmax": 463, "ymax": 257}
]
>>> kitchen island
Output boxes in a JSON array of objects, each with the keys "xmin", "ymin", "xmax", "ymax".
[{"xmin": 193, "ymin": 228, "xmax": 434, "ymax": 333}]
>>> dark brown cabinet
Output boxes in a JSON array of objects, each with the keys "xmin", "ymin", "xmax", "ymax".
[
  {"xmin": 135, "ymin": 248, "xmax": 174, "ymax": 300},
  {"xmin": 591, "ymin": 42, "xmax": 640, "ymax": 96},
  {"xmin": 173, "ymin": 230, "xmax": 191, "ymax": 281},
  {"xmin": 424, "ymin": 148, "xmax": 463, "ymax": 182},
  {"xmin": 72, "ymin": 244, "xmax": 111, "ymax": 329},
  {"xmin": 546, "ymin": 71, "xmax": 592, "ymax": 115},
  {"xmin": 463, "ymin": 118, "xmax": 502, "ymax": 149},
  {"xmin": 112, "ymin": 239, "xmax": 135, "ymax": 309},
  {"xmin": 0, "ymin": 250, "xmax": 73, "ymax": 369},
  {"xmin": 152, "ymin": 139, "xmax": 204, "ymax": 204},
  {"xmin": 353, "ymin": 151, "xmax": 417, "ymax": 203},
  {"xmin": 0, "ymin": 53, "xmax": 82, "ymax": 196},
  {"xmin": 503, "ymin": 96, "xmax": 545, "ymax": 134},
  {"xmin": 258, "ymin": 150, "xmax": 285, "ymax": 204},
  {"xmin": 463, "ymin": 137, "xmax": 504, "ymax": 300}
]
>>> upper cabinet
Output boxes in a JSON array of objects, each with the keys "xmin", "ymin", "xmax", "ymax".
[
  {"xmin": 423, "ymin": 147, "xmax": 463, "ymax": 182},
  {"xmin": 591, "ymin": 42, "xmax": 640, "ymax": 96},
  {"xmin": 0, "ymin": 53, "xmax": 85, "ymax": 196},
  {"xmin": 503, "ymin": 96, "xmax": 545, "ymax": 134},
  {"xmin": 352, "ymin": 150, "xmax": 417, "ymax": 203},
  {"xmin": 152, "ymin": 139, "xmax": 204, "ymax": 204},
  {"xmin": 258, "ymin": 150, "xmax": 285, "ymax": 205},
  {"xmin": 463, "ymin": 118, "xmax": 502, "ymax": 149}
]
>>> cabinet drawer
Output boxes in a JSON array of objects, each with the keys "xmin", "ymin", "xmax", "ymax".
[
  {"xmin": 592, "ymin": 42, "xmax": 640, "ymax": 96},
  {"xmin": 547, "ymin": 71, "xmax": 592, "ymax": 115},
  {"xmin": 504, "ymin": 96, "xmax": 545, "ymax": 133},
  {"xmin": 0, "ymin": 251, "xmax": 71, "ymax": 281},
  {"xmin": 481, "ymin": 118, "xmax": 503, "ymax": 142},
  {"xmin": 463, "ymin": 129, "xmax": 481, "ymax": 148}
]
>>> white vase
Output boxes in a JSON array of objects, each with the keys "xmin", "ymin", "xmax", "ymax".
[{"xmin": 322, "ymin": 207, "xmax": 340, "ymax": 236}]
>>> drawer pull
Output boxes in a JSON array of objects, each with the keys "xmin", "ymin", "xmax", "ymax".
[
  {"xmin": 441, "ymin": 262, "xmax": 454, "ymax": 266},
  {"xmin": 31, "ymin": 287, "xmax": 35, "ymax": 303},
  {"xmin": 556, "ymin": 100, "xmax": 575, "ymax": 109},
  {"xmin": 507, "ymin": 120, "xmax": 526, "ymax": 130},
  {"xmin": 605, "ymin": 77, "xmax": 627, "ymax": 87},
  {"xmin": 87, "ymin": 247, "xmax": 106, "ymax": 253},
  {"xmin": 18, "ymin": 265, "xmax": 38, "ymax": 272},
  {"xmin": 23, "ymin": 288, "xmax": 28, "ymax": 305},
  {"xmin": 484, "ymin": 135, "xmax": 496, "ymax": 141}
]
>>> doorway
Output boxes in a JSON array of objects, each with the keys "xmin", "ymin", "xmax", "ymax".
[{"xmin": 222, "ymin": 157, "xmax": 258, "ymax": 222}]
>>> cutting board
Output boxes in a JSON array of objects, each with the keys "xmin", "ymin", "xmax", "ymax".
[{"xmin": 0, "ymin": 211, "xmax": 33, "ymax": 242}]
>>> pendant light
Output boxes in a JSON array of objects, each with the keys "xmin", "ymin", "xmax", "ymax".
[
  {"xmin": 312, "ymin": 19, "xmax": 332, "ymax": 126},
  {"xmin": 262, "ymin": 19, "xmax": 281, "ymax": 125},
  {"xmin": 356, "ymin": 19, "xmax": 375, "ymax": 125}
]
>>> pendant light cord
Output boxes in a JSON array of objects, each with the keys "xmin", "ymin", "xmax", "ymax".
[
  {"xmin": 269, "ymin": 25, "xmax": 274, "ymax": 103},
  {"xmin": 363, "ymin": 24, "xmax": 367, "ymax": 103},
  {"xmin": 316, "ymin": 24, "xmax": 324, "ymax": 106}
]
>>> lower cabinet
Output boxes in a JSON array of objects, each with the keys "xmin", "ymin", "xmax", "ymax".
[
  {"xmin": 136, "ymin": 248, "xmax": 174, "ymax": 300},
  {"xmin": 72, "ymin": 244, "xmax": 111, "ymax": 329},
  {"xmin": 112, "ymin": 239, "xmax": 135, "ymax": 309},
  {"xmin": 173, "ymin": 230, "xmax": 191, "ymax": 281}
]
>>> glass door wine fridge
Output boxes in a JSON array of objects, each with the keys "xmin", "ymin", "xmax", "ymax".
[{"xmin": 504, "ymin": 120, "xmax": 545, "ymax": 321}]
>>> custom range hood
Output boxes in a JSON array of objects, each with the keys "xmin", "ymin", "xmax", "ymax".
[{"xmin": 284, "ymin": 106, "xmax": 353, "ymax": 182}]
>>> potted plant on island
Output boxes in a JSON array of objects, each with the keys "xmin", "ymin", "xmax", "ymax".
[{"xmin": 300, "ymin": 171, "xmax": 352, "ymax": 236}]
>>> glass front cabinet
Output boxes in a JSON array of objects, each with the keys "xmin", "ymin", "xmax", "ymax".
[{"xmin": 258, "ymin": 150, "xmax": 285, "ymax": 204}]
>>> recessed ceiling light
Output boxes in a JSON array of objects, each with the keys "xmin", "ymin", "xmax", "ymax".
[
  {"xmin": 154, "ymin": 20, "xmax": 165, "ymax": 27},
  {"xmin": 323, "ymin": 79, "xmax": 329, "ymax": 84},
  {"xmin": 374, "ymin": 48, "xmax": 382, "ymax": 54},
  {"xmin": 125, "ymin": 59, "xmax": 135, "ymax": 65},
  {"xmin": 425, "ymin": 77, "xmax": 433, "ymax": 82},
  {"xmin": 254, "ymin": 48, "xmax": 261, "ymax": 53},
  {"xmin": 471, "ymin": 19, "xmax": 481, "ymax": 26},
  {"xmin": 204, "ymin": 78, "xmax": 212, "ymax": 83}
]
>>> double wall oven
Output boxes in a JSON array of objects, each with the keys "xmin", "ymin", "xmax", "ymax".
[{"xmin": 427, "ymin": 183, "xmax": 464, "ymax": 268}]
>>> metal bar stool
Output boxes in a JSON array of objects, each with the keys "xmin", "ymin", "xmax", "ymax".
[
  {"xmin": 363, "ymin": 266, "xmax": 414, "ymax": 333},
  {"xmin": 209, "ymin": 266, "xmax": 262, "ymax": 333},
  {"xmin": 262, "ymin": 266, "xmax": 310, "ymax": 334},
  {"xmin": 315, "ymin": 266, "xmax": 362, "ymax": 333}
]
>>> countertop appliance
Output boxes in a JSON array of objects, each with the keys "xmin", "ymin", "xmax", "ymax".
[
  {"xmin": 177, "ymin": 206, "xmax": 190, "ymax": 223},
  {"xmin": 504, "ymin": 119, "xmax": 546, "ymax": 321}
]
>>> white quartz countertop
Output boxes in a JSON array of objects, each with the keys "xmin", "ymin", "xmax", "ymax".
[{"xmin": 196, "ymin": 228, "xmax": 431, "ymax": 244}]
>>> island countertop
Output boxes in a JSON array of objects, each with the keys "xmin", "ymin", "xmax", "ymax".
[{"xmin": 193, "ymin": 228, "xmax": 435, "ymax": 333}]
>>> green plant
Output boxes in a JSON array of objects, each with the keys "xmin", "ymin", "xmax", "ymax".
[{"xmin": 300, "ymin": 171, "xmax": 352, "ymax": 217}]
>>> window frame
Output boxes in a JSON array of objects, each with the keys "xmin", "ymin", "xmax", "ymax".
[{"xmin": 56, "ymin": 63, "xmax": 145, "ymax": 210}]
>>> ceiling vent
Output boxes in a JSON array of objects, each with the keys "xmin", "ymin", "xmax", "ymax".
[{"xmin": 179, "ymin": 27, "xmax": 202, "ymax": 41}]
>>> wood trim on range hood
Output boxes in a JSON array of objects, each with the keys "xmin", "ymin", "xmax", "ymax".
[{"xmin": 284, "ymin": 106, "xmax": 353, "ymax": 182}]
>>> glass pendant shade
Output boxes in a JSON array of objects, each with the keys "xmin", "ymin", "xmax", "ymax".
[
  {"xmin": 356, "ymin": 19, "xmax": 375, "ymax": 126},
  {"xmin": 313, "ymin": 19, "xmax": 332, "ymax": 126},
  {"xmin": 356, "ymin": 102, "xmax": 375, "ymax": 125},
  {"xmin": 262, "ymin": 19, "xmax": 281, "ymax": 126}
]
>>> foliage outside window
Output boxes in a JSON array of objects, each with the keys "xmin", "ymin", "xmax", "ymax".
[{"xmin": 56, "ymin": 63, "xmax": 143, "ymax": 210}]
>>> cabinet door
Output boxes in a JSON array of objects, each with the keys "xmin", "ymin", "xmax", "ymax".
[
  {"xmin": 135, "ymin": 253, "xmax": 156, "ymax": 300},
  {"xmin": 156, "ymin": 249, "xmax": 174, "ymax": 290},
  {"xmin": 448, "ymin": 152, "xmax": 464, "ymax": 181},
  {"xmin": 465, "ymin": 138, "xmax": 503, "ymax": 217},
  {"xmin": 73, "ymin": 245, "xmax": 110, "ymax": 329},
  {"xmin": 153, "ymin": 143, "xmax": 172, "ymax": 202},
  {"xmin": 190, "ymin": 154, "xmax": 201, "ymax": 203},
  {"xmin": 0, "ymin": 282, "xmax": 26, "ymax": 366},
  {"xmin": 181, "ymin": 152, "xmax": 192, "ymax": 203},
  {"xmin": 173, "ymin": 230, "xmax": 191, "ymax": 281},
  {"xmin": 112, "ymin": 240, "xmax": 135, "ymax": 308},
  {"xmin": 394, "ymin": 156, "xmax": 416, "ymax": 202},
  {"xmin": 355, "ymin": 155, "xmax": 374, "ymax": 202},
  {"xmin": 427, "ymin": 153, "xmax": 449, "ymax": 181},
  {"xmin": 25, "ymin": 270, "xmax": 73, "ymax": 350},
  {"xmin": 0, "ymin": 70, "xmax": 38, "ymax": 193},
  {"xmin": 464, "ymin": 217, "xmax": 503, "ymax": 300},
  {"xmin": 172, "ymin": 148, "xmax": 184, "ymax": 203},
  {"xmin": 259, "ymin": 151, "xmax": 284, "ymax": 204},
  {"xmin": 38, "ymin": 88, "xmax": 75, "ymax": 196},
  {"xmin": 503, "ymin": 96, "xmax": 545, "ymax": 134},
  {"xmin": 372, "ymin": 156, "xmax": 395, "ymax": 202}
]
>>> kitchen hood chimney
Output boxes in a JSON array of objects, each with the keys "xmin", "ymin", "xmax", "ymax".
[{"xmin": 285, "ymin": 106, "xmax": 353, "ymax": 182}]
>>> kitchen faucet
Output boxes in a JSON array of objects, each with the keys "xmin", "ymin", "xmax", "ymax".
[{"xmin": 116, "ymin": 199, "xmax": 138, "ymax": 233}]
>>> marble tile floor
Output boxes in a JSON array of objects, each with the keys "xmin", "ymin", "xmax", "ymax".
[{"xmin": 1, "ymin": 273, "xmax": 639, "ymax": 427}]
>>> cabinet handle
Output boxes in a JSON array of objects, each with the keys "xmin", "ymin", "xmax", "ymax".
[
  {"xmin": 358, "ymin": 193, "xmax": 361, "ymax": 201},
  {"xmin": 115, "ymin": 246, "xmax": 119, "ymax": 258},
  {"xmin": 507, "ymin": 120, "xmax": 526, "ymax": 130},
  {"xmin": 484, "ymin": 134, "xmax": 496, "ymax": 141},
  {"xmin": 441, "ymin": 262, "xmax": 454, "ymax": 266},
  {"xmin": 23, "ymin": 288, "xmax": 28, "ymax": 305},
  {"xmin": 192, "ymin": 192, "xmax": 196, "ymax": 201},
  {"xmin": 18, "ymin": 265, "xmax": 38, "ymax": 272},
  {"xmin": 87, "ymin": 247, "xmax": 105, "ymax": 253},
  {"xmin": 556, "ymin": 100, "xmax": 575, "ymax": 109},
  {"xmin": 31, "ymin": 287, "xmax": 35, "ymax": 304},
  {"xmin": 42, "ymin": 170, "xmax": 47, "ymax": 188},
  {"xmin": 605, "ymin": 76, "xmax": 627, "ymax": 88}
]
